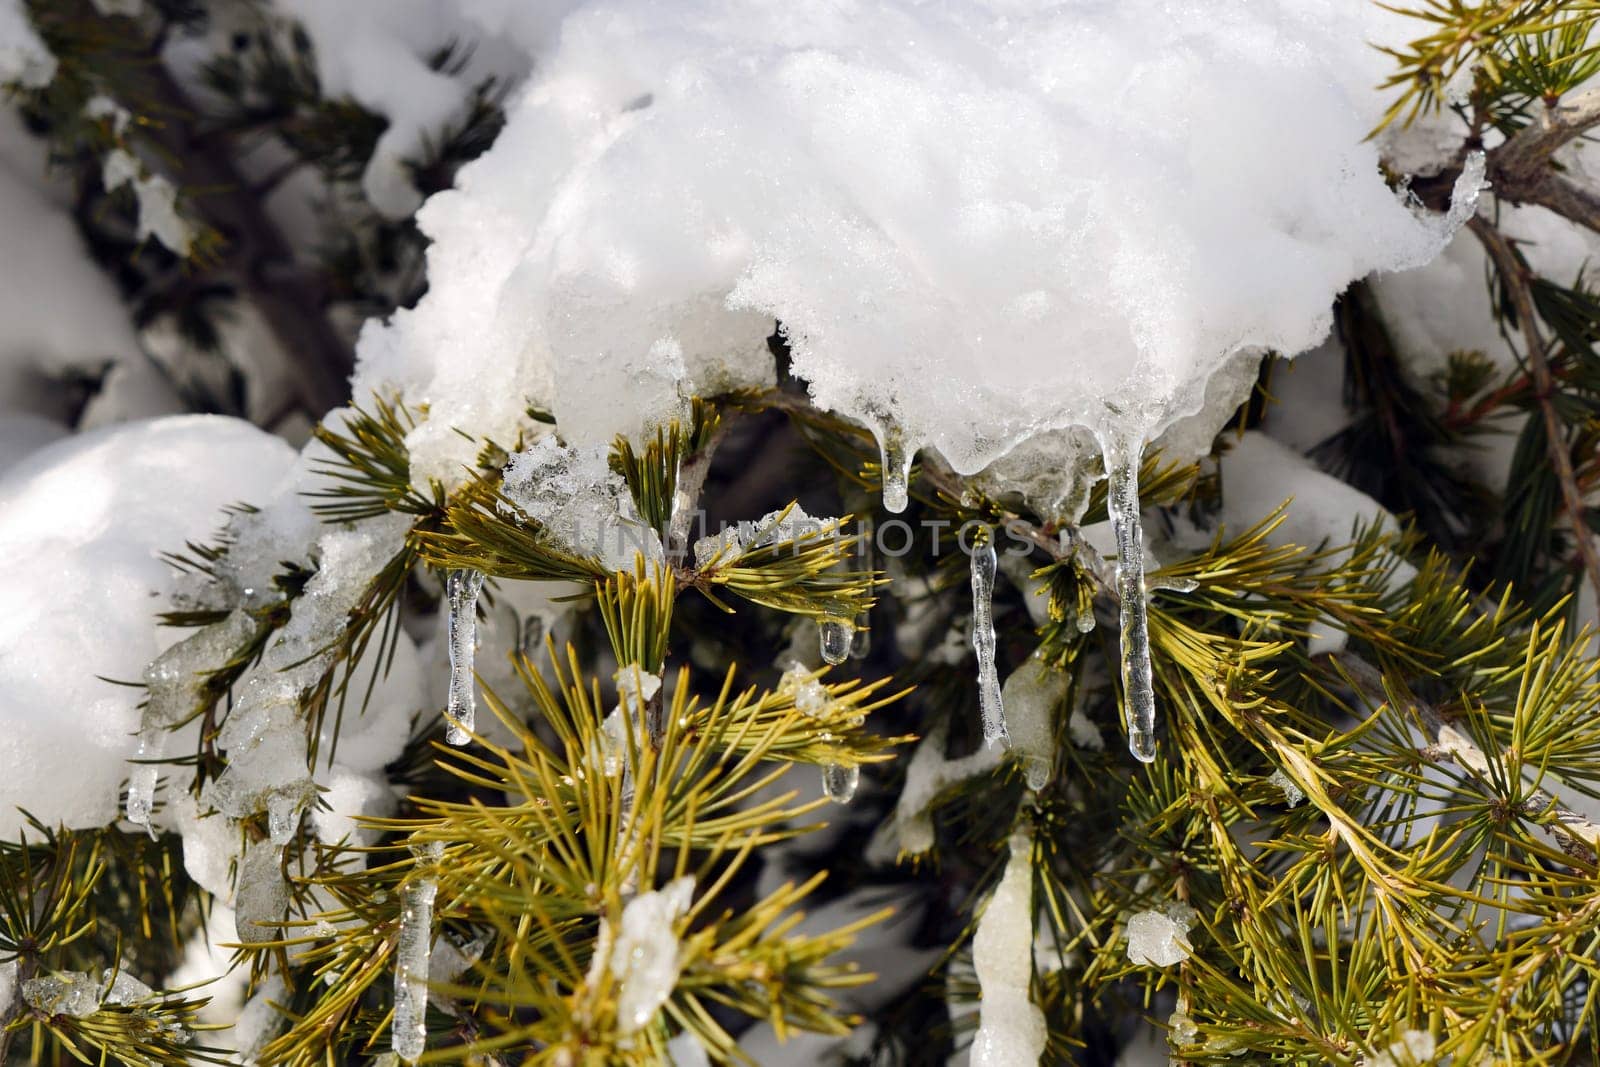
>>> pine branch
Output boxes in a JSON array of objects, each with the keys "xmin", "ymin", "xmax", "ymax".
[{"xmin": 1467, "ymin": 215, "xmax": 1600, "ymax": 612}]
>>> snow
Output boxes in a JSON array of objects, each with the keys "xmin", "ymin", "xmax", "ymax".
[
  {"xmin": 1125, "ymin": 902, "xmax": 1197, "ymax": 968},
  {"xmin": 0, "ymin": 412, "xmax": 66, "ymax": 475},
  {"xmin": 342, "ymin": 1, "xmax": 1470, "ymax": 499},
  {"xmin": 1268, "ymin": 768, "xmax": 1305, "ymax": 808},
  {"xmin": 96, "ymin": 147, "xmax": 194, "ymax": 255},
  {"xmin": 1219, "ymin": 432, "xmax": 1412, "ymax": 591},
  {"xmin": 970, "ymin": 831, "xmax": 1046, "ymax": 1067},
  {"xmin": 274, "ymin": 1, "xmax": 553, "ymax": 220},
  {"xmin": 0, "ymin": 112, "xmax": 180, "ymax": 430},
  {"xmin": 868, "ymin": 720, "xmax": 1003, "ymax": 859},
  {"xmin": 1370, "ymin": 1029, "xmax": 1436, "ymax": 1067},
  {"xmin": 586, "ymin": 875, "xmax": 695, "ymax": 1034},
  {"xmin": 0, "ymin": 0, "xmax": 55, "ymax": 88},
  {"xmin": 0, "ymin": 417, "xmax": 295, "ymax": 839}
]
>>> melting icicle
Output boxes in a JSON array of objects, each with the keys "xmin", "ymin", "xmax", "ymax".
[
  {"xmin": 818, "ymin": 616, "xmax": 854, "ymax": 665},
  {"xmin": 125, "ymin": 726, "xmax": 164, "ymax": 828},
  {"xmin": 822, "ymin": 759, "xmax": 859, "ymax": 804},
  {"xmin": 393, "ymin": 850, "xmax": 440, "ymax": 1063},
  {"xmin": 876, "ymin": 424, "xmax": 912, "ymax": 514},
  {"xmin": 970, "ymin": 537, "xmax": 1006, "ymax": 746},
  {"xmin": 444, "ymin": 569, "xmax": 485, "ymax": 746},
  {"xmin": 1102, "ymin": 434, "xmax": 1157, "ymax": 763}
]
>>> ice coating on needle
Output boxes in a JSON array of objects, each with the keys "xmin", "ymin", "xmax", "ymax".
[{"xmin": 350, "ymin": 0, "xmax": 1483, "ymax": 495}]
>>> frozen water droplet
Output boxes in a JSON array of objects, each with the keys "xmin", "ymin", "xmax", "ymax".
[
  {"xmin": 822, "ymin": 761, "xmax": 859, "ymax": 803},
  {"xmin": 393, "ymin": 877, "xmax": 438, "ymax": 1063},
  {"xmin": 818, "ymin": 617, "xmax": 854, "ymax": 665},
  {"xmin": 1102, "ymin": 434, "xmax": 1157, "ymax": 763},
  {"xmin": 876, "ymin": 424, "xmax": 912, "ymax": 514},
  {"xmin": 970, "ymin": 538, "xmax": 1006, "ymax": 747},
  {"xmin": 445, "ymin": 569, "xmax": 485, "ymax": 746}
]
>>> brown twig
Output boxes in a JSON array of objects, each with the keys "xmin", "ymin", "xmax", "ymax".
[{"xmin": 1467, "ymin": 216, "xmax": 1600, "ymax": 612}]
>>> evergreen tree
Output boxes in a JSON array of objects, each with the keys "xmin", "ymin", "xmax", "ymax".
[{"xmin": 2, "ymin": 3, "xmax": 1600, "ymax": 1066}]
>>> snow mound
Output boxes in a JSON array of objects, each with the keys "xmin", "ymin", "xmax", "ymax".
[
  {"xmin": 0, "ymin": 417, "xmax": 296, "ymax": 838},
  {"xmin": 352, "ymin": 0, "xmax": 1478, "ymax": 495}
]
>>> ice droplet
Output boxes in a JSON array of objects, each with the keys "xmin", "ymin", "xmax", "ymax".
[
  {"xmin": 1102, "ymin": 435, "xmax": 1157, "ymax": 763},
  {"xmin": 393, "ymin": 877, "xmax": 438, "ymax": 1063},
  {"xmin": 876, "ymin": 424, "xmax": 911, "ymax": 514},
  {"xmin": 970, "ymin": 537, "xmax": 1006, "ymax": 747},
  {"xmin": 444, "ymin": 568, "xmax": 485, "ymax": 746},
  {"xmin": 822, "ymin": 760, "xmax": 859, "ymax": 803},
  {"xmin": 818, "ymin": 617, "xmax": 854, "ymax": 665}
]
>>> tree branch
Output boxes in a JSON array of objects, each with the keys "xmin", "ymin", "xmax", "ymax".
[
  {"xmin": 1492, "ymin": 87, "xmax": 1600, "ymax": 182},
  {"xmin": 138, "ymin": 63, "xmax": 353, "ymax": 416},
  {"xmin": 1333, "ymin": 651, "xmax": 1600, "ymax": 866},
  {"xmin": 1466, "ymin": 216, "xmax": 1600, "ymax": 613}
]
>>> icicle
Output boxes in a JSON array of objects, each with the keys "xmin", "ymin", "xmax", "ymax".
[
  {"xmin": 876, "ymin": 423, "xmax": 912, "ymax": 514},
  {"xmin": 124, "ymin": 725, "xmax": 164, "ymax": 828},
  {"xmin": 444, "ymin": 568, "xmax": 485, "ymax": 746},
  {"xmin": 970, "ymin": 537, "xmax": 1006, "ymax": 747},
  {"xmin": 821, "ymin": 759, "xmax": 859, "ymax": 804},
  {"xmin": 393, "ymin": 844, "xmax": 441, "ymax": 1063},
  {"xmin": 818, "ymin": 616, "xmax": 854, "ymax": 665},
  {"xmin": 1102, "ymin": 434, "xmax": 1157, "ymax": 763}
]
